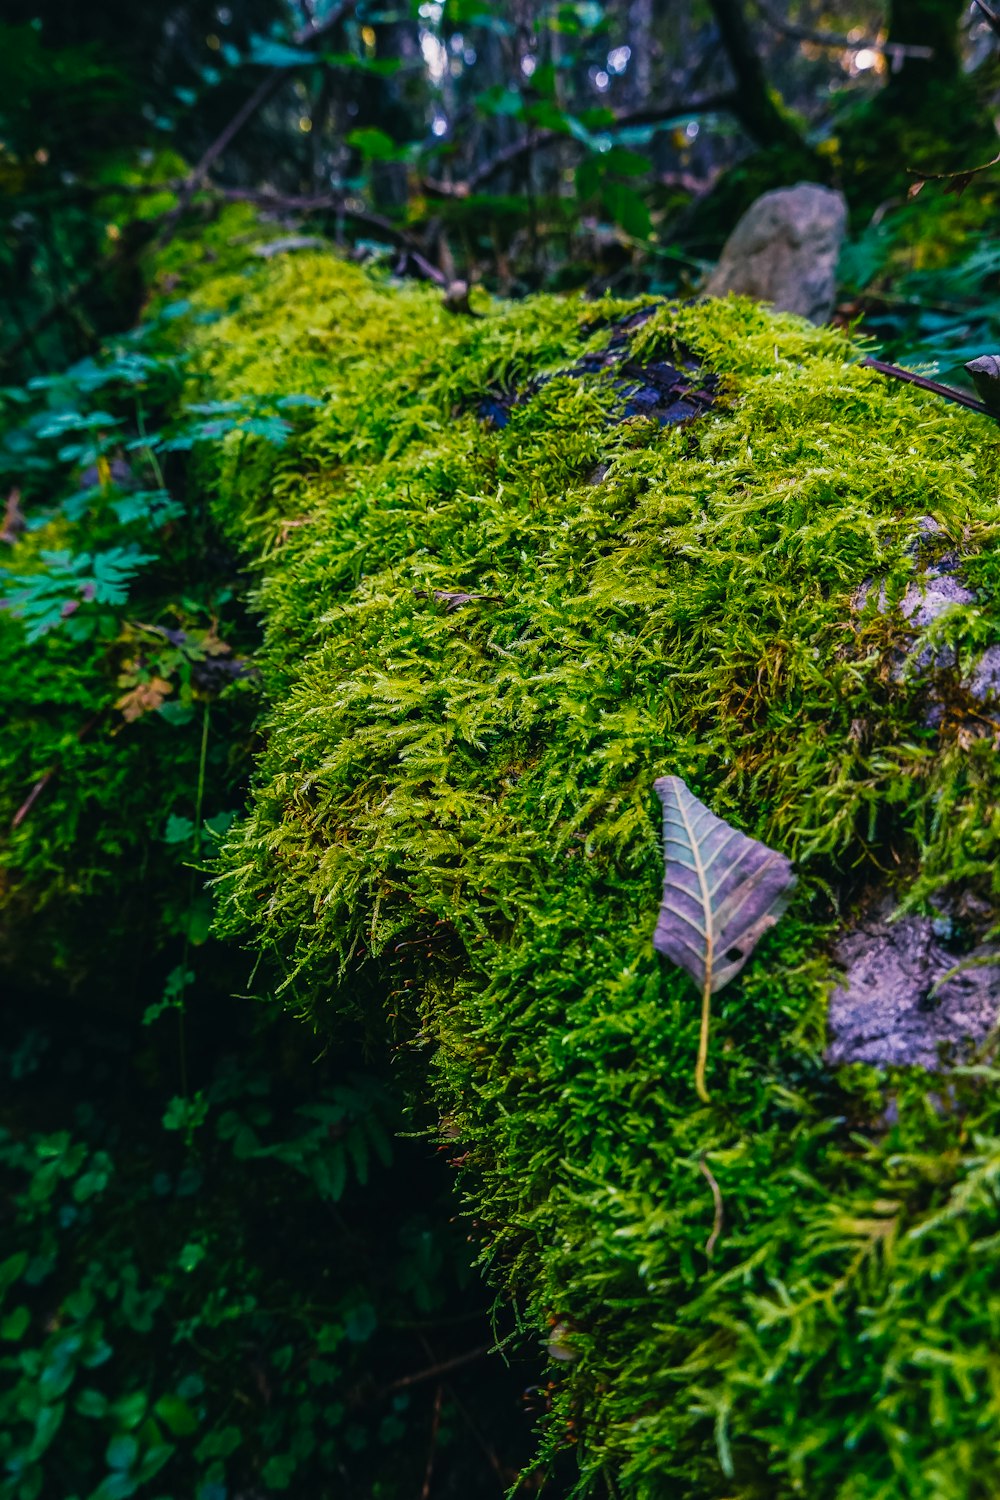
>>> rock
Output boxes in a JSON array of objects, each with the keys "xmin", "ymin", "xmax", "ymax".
[
  {"xmin": 966, "ymin": 643, "xmax": 1000, "ymax": 705},
  {"xmin": 828, "ymin": 902, "xmax": 1000, "ymax": 1069},
  {"xmin": 478, "ymin": 304, "xmax": 719, "ymax": 430},
  {"xmin": 703, "ymin": 183, "xmax": 848, "ymax": 324},
  {"xmin": 854, "ymin": 518, "xmax": 976, "ymax": 682},
  {"xmin": 965, "ymin": 354, "xmax": 1000, "ymax": 417},
  {"xmin": 900, "ymin": 571, "xmax": 974, "ymax": 631}
]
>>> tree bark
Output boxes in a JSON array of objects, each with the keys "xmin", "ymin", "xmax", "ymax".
[
  {"xmin": 707, "ymin": 0, "xmax": 805, "ymax": 151},
  {"xmin": 882, "ymin": 0, "xmax": 967, "ymax": 110}
]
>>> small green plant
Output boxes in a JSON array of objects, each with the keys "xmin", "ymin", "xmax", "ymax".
[{"xmin": 0, "ymin": 1035, "xmax": 500, "ymax": 1500}]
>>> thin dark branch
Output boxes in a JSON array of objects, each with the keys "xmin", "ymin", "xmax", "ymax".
[
  {"xmin": 381, "ymin": 1344, "xmax": 491, "ymax": 1394},
  {"xmin": 290, "ymin": 0, "xmax": 357, "ymax": 48},
  {"xmin": 185, "ymin": 72, "xmax": 281, "ymax": 199},
  {"xmin": 420, "ymin": 1385, "xmax": 443, "ymax": 1500},
  {"xmin": 974, "ymin": 0, "xmax": 1000, "ymax": 39},
  {"xmin": 754, "ymin": 0, "xmax": 933, "ymax": 58},
  {"xmin": 422, "ymin": 91, "xmax": 736, "ymax": 198},
  {"xmin": 11, "ymin": 716, "xmax": 101, "ymax": 830},
  {"xmin": 160, "ymin": 1, "xmax": 359, "ymax": 240},
  {"xmin": 441, "ymin": 1379, "xmax": 507, "ymax": 1484},
  {"xmin": 908, "ymin": 148, "xmax": 1000, "ymax": 191},
  {"xmin": 615, "ymin": 91, "xmax": 737, "ymax": 129},
  {"xmin": 861, "ymin": 357, "xmax": 995, "ymax": 417},
  {"xmin": 707, "ymin": 0, "xmax": 804, "ymax": 149},
  {"xmin": 208, "ymin": 185, "xmax": 448, "ymax": 282}
]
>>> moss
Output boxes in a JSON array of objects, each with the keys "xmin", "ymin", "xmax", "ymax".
[{"xmin": 162, "ymin": 236, "xmax": 1000, "ymax": 1496}]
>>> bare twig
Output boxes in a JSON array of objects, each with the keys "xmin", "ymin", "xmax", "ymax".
[
  {"xmin": 974, "ymin": 0, "xmax": 1000, "ymax": 39},
  {"xmin": 754, "ymin": 0, "xmax": 933, "ymax": 60},
  {"xmin": 381, "ymin": 1343, "xmax": 490, "ymax": 1394},
  {"xmin": 1, "ymin": 488, "xmax": 24, "ymax": 546},
  {"xmin": 160, "ymin": 1, "xmax": 358, "ymax": 238},
  {"xmin": 11, "ymin": 715, "xmax": 101, "ymax": 830},
  {"xmin": 208, "ymin": 185, "xmax": 449, "ymax": 284},
  {"xmin": 420, "ymin": 1385, "xmax": 444, "ymax": 1500},
  {"xmin": 908, "ymin": 148, "xmax": 1000, "ymax": 196},
  {"xmin": 861, "ymin": 356, "xmax": 995, "ymax": 418},
  {"xmin": 184, "ymin": 73, "xmax": 281, "ymax": 204},
  {"xmin": 697, "ymin": 1155, "xmax": 724, "ymax": 1260},
  {"xmin": 442, "ymin": 1380, "xmax": 508, "ymax": 1485}
]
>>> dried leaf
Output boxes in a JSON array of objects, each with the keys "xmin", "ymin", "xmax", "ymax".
[
  {"xmin": 1, "ymin": 488, "xmax": 24, "ymax": 545},
  {"xmin": 965, "ymin": 354, "xmax": 1000, "ymax": 417},
  {"xmin": 943, "ymin": 172, "xmax": 975, "ymax": 198},
  {"xmin": 652, "ymin": 775, "xmax": 796, "ymax": 1100},
  {"xmin": 199, "ymin": 623, "xmax": 232, "ymax": 657},
  {"xmin": 413, "ymin": 589, "xmax": 502, "ymax": 612},
  {"xmin": 115, "ymin": 677, "xmax": 173, "ymax": 723}
]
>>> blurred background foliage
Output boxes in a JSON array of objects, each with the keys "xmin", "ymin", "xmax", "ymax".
[
  {"xmin": 0, "ymin": 3, "xmax": 998, "ymax": 1496},
  {"xmin": 2, "ymin": 0, "xmax": 1000, "ymax": 381}
]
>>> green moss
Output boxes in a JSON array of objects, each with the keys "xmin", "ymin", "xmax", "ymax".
[{"xmin": 164, "ymin": 239, "xmax": 1000, "ymax": 1496}]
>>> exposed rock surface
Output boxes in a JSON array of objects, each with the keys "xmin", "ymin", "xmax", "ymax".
[
  {"xmin": 968, "ymin": 643, "xmax": 1000, "ymax": 703},
  {"xmin": 703, "ymin": 183, "xmax": 847, "ymax": 324},
  {"xmin": 856, "ymin": 516, "xmax": 1000, "ymax": 702},
  {"xmin": 828, "ymin": 903, "xmax": 1000, "ymax": 1069},
  {"xmin": 479, "ymin": 304, "xmax": 719, "ymax": 430}
]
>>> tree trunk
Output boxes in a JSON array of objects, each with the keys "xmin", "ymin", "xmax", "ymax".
[
  {"xmin": 839, "ymin": 0, "xmax": 996, "ymax": 207},
  {"xmin": 881, "ymin": 0, "xmax": 967, "ymax": 112},
  {"xmin": 707, "ymin": 0, "xmax": 805, "ymax": 152}
]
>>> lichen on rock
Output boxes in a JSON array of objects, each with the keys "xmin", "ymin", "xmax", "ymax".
[{"xmin": 828, "ymin": 898, "xmax": 1000, "ymax": 1068}]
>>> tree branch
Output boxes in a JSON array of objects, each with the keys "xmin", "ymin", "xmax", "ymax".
[
  {"xmin": 707, "ymin": 0, "xmax": 806, "ymax": 150},
  {"xmin": 380, "ymin": 1344, "xmax": 491, "ymax": 1395},
  {"xmin": 208, "ymin": 185, "xmax": 448, "ymax": 282},
  {"xmin": 161, "ymin": 1, "xmax": 359, "ymax": 238},
  {"xmin": 421, "ymin": 91, "xmax": 736, "ymax": 199},
  {"xmin": 861, "ymin": 357, "xmax": 994, "ymax": 417},
  {"xmin": 908, "ymin": 147, "xmax": 1000, "ymax": 196},
  {"xmin": 974, "ymin": 0, "xmax": 1000, "ymax": 39},
  {"xmin": 754, "ymin": 0, "xmax": 933, "ymax": 60}
]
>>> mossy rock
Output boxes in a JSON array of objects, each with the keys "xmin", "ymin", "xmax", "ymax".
[{"xmin": 160, "ymin": 229, "xmax": 1000, "ymax": 1498}]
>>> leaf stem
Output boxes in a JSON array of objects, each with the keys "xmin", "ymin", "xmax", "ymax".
[
  {"xmin": 695, "ymin": 966, "xmax": 712, "ymax": 1104},
  {"xmin": 178, "ymin": 700, "xmax": 211, "ymax": 1100}
]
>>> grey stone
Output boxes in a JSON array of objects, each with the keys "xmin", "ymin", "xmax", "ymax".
[
  {"xmin": 904, "ymin": 514, "xmax": 945, "ymax": 561},
  {"xmin": 827, "ymin": 904, "xmax": 1000, "ymax": 1069},
  {"xmin": 703, "ymin": 183, "xmax": 848, "ymax": 324},
  {"xmin": 854, "ymin": 525, "xmax": 976, "ymax": 683},
  {"xmin": 899, "ymin": 571, "xmax": 974, "ymax": 630},
  {"xmin": 899, "ymin": 570, "xmax": 975, "ymax": 676},
  {"xmin": 965, "ymin": 354, "xmax": 1000, "ymax": 417},
  {"xmin": 966, "ymin": 643, "xmax": 1000, "ymax": 704}
]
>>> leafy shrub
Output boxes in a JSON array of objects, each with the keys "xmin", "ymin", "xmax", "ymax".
[{"xmin": 0, "ymin": 1006, "xmax": 520, "ymax": 1500}]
